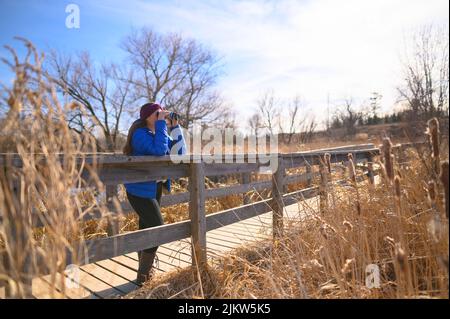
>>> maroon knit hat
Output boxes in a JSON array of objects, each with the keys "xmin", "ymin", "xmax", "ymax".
[{"xmin": 140, "ymin": 102, "xmax": 162, "ymax": 120}]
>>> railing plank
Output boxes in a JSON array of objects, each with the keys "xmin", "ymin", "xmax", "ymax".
[
  {"xmin": 282, "ymin": 148, "xmax": 379, "ymax": 169},
  {"xmin": 26, "ymin": 173, "xmax": 319, "ymax": 228}
]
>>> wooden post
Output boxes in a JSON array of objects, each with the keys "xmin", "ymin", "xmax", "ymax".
[
  {"xmin": 367, "ymin": 154, "xmax": 375, "ymax": 185},
  {"xmin": 306, "ymin": 163, "xmax": 313, "ymax": 187},
  {"xmin": 271, "ymin": 156, "xmax": 285, "ymax": 239},
  {"xmin": 106, "ymin": 184, "xmax": 119, "ymax": 236},
  {"xmin": 189, "ymin": 163, "xmax": 207, "ymax": 269},
  {"xmin": 241, "ymin": 172, "xmax": 251, "ymax": 205},
  {"xmin": 319, "ymin": 159, "xmax": 328, "ymax": 214}
]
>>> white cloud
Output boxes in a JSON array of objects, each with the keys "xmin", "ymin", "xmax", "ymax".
[{"xmin": 94, "ymin": 0, "xmax": 449, "ymax": 129}]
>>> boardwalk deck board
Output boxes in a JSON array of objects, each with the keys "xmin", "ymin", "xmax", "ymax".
[
  {"xmin": 3, "ymin": 190, "xmax": 315, "ymax": 299},
  {"xmin": 29, "ymin": 201, "xmax": 305, "ymax": 299}
]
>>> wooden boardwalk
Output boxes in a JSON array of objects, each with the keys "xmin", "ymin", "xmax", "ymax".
[
  {"xmin": 28, "ymin": 199, "xmax": 314, "ymax": 299},
  {"xmin": 1, "ymin": 143, "xmax": 387, "ymax": 299}
]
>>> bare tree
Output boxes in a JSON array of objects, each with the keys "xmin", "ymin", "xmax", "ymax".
[
  {"xmin": 298, "ymin": 117, "xmax": 317, "ymax": 144},
  {"xmin": 121, "ymin": 27, "xmax": 224, "ymax": 126},
  {"xmin": 398, "ymin": 25, "xmax": 449, "ymax": 120},
  {"xmin": 45, "ymin": 51, "xmax": 133, "ymax": 151},
  {"xmin": 248, "ymin": 112, "xmax": 263, "ymax": 137},
  {"xmin": 333, "ymin": 97, "xmax": 363, "ymax": 136},
  {"xmin": 257, "ymin": 89, "xmax": 279, "ymax": 135},
  {"xmin": 278, "ymin": 95, "xmax": 313, "ymax": 144}
]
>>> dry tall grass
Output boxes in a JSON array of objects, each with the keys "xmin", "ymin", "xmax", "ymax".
[
  {"xmin": 0, "ymin": 40, "xmax": 448, "ymax": 299},
  {"xmin": 126, "ymin": 121, "xmax": 448, "ymax": 299},
  {"xmin": 0, "ymin": 39, "xmax": 112, "ymax": 298}
]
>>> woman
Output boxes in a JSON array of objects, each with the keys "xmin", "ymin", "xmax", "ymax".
[{"xmin": 123, "ymin": 102, "xmax": 186, "ymax": 286}]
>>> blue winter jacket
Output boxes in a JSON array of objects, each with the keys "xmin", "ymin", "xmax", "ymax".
[{"xmin": 124, "ymin": 119, "xmax": 187, "ymax": 199}]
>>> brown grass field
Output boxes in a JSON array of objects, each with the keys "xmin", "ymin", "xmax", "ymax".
[{"xmin": 0, "ymin": 41, "xmax": 448, "ymax": 299}]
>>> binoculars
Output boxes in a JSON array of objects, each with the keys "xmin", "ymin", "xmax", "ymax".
[
  {"xmin": 155, "ymin": 110, "xmax": 181, "ymax": 120},
  {"xmin": 168, "ymin": 111, "xmax": 181, "ymax": 121}
]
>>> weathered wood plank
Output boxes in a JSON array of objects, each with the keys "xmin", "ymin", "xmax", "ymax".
[
  {"xmin": 367, "ymin": 153, "xmax": 375, "ymax": 185},
  {"xmin": 96, "ymin": 259, "xmax": 139, "ymax": 283},
  {"xmin": 72, "ymin": 221, "xmax": 192, "ymax": 266},
  {"xmin": 0, "ymin": 145, "xmax": 380, "ymax": 168},
  {"xmin": 188, "ymin": 163, "xmax": 207, "ymax": 268},
  {"xmin": 306, "ymin": 164, "xmax": 313, "ymax": 187},
  {"xmin": 300, "ymin": 143, "xmax": 375, "ymax": 153},
  {"xmin": 204, "ymin": 162, "xmax": 264, "ymax": 176},
  {"xmin": 81, "ymin": 262, "xmax": 137, "ymax": 295},
  {"xmin": 75, "ymin": 268, "xmax": 124, "ymax": 298},
  {"xmin": 271, "ymin": 156, "xmax": 285, "ymax": 238},
  {"xmin": 34, "ymin": 272, "xmax": 93, "ymax": 299},
  {"xmin": 282, "ymin": 148, "xmax": 379, "ymax": 169},
  {"xmin": 92, "ymin": 165, "xmax": 190, "ymax": 185},
  {"xmin": 241, "ymin": 173, "xmax": 251, "ymax": 204}
]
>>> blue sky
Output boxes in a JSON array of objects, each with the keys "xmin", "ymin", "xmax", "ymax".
[{"xmin": 0, "ymin": 0, "xmax": 449, "ymax": 129}]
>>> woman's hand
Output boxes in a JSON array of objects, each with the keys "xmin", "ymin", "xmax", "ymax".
[{"xmin": 158, "ymin": 110, "xmax": 169, "ymax": 121}]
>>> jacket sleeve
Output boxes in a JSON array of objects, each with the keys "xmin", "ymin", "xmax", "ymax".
[
  {"xmin": 132, "ymin": 120, "xmax": 169, "ymax": 156},
  {"xmin": 169, "ymin": 124, "xmax": 187, "ymax": 155}
]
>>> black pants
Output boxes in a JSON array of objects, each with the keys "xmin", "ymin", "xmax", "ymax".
[{"xmin": 126, "ymin": 182, "xmax": 164, "ymax": 254}]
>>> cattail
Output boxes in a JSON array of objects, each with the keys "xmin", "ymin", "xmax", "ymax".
[
  {"xmin": 324, "ymin": 153, "xmax": 331, "ymax": 174},
  {"xmin": 367, "ymin": 159, "xmax": 375, "ymax": 185},
  {"xmin": 393, "ymin": 176, "xmax": 403, "ymax": 223},
  {"xmin": 427, "ymin": 118, "xmax": 440, "ymax": 158},
  {"xmin": 426, "ymin": 118, "xmax": 440, "ymax": 176},
  {"xmin": 427, "ymin": 180, "xmax": 437, "ymax": 208},
  {"xmin": 440, "ymin": 161, "xmax": 449, "ymax": 218},
  {"xmin": 395, "ymin": 243, "xmax": 407, "ymax": 272},
  {"xmin": 347, "ymin": 157, "xmax": 361, "ymax": 214},
  {"xmin": 347, "ymin": 158, "xmax": 356, "ymax": 183},
  {"xmin": 382, "ymin": 138, "xmax": 394, "ymax": 182},
  {"xmin": 319, "ymin": 156, "xmax": 329, "ymax": 214},
  {"xmin": 394, "ymin": 176, "xmax": 402, "ymax": 198}
]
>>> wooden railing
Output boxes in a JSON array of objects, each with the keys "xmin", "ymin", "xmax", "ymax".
[{"xmin": 1, "ymin": 143, "xmax": 386, "ymax": 297}]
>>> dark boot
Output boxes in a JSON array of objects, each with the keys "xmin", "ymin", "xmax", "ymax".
[{"xmin": 136, "ymin": 250, "xmax": 156, "ymax": 286}]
